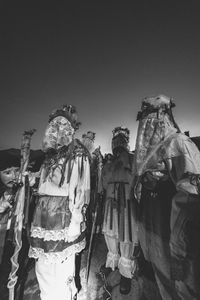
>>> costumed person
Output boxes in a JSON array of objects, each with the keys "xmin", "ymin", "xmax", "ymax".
[
  {"xmin": 0, "ymin": 152, "xmax": 20, "ymax": 299},
  {"xmin": 74, "ymin": 130, "xmax": 97, "ymax": 293},
  {"xmin": 29, "ymin": 105, "xmax": 91, "ymax": 300},
  {"xmin": 81, "ymin": 131, "xmax": 97, "ymax": 241},
  {"xmin": 0, "ymin": 147, "xmax": 42, "ymax": 299},
  {"xmin": 80, "ymin": 131, "xmax": 104, "ymax": 297},
  {"xmin": 0, "ymin": 151, "xmax": 20, "ymax": 263},
  {"xmin": 134, "ymin": 94, "xmax": 200, "ymax": 300},
  {"xmin": 82, "ymin": 131, "xmax": 104, "ymax": 237},
  {"xmin": 101, "ymin": 127, "xmax": 138, "ymax": 295}
]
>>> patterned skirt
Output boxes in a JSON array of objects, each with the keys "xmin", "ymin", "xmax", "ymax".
[
  {"xmin": 29, "ymin": 195, "xmax": 85, "ymax": 262},
  {"xmin": 102, "ymin": 182, "xmax": 138, "ymax": 244}
]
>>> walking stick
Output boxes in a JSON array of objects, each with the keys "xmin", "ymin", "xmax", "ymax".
[
  {"xmin": 86, "ymin": 147, "xmax": 103, "ymax": 282},
  {"xmin": 7, "ymin": 129, "xmax": 36, "ymax": 300}
]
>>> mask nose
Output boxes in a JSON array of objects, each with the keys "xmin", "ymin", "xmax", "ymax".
[{"xmin": 11, "ymin": 168, "xmax": 19, "ymax": 181}]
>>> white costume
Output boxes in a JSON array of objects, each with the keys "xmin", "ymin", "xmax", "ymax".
[{"xmin": 29, "ymin": 106, "xmax": 91, "ymax": 300}]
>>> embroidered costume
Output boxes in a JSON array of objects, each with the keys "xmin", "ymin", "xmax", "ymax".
[
  {"xmin": 29, "ymin": 105, "xmax": 91, "ymax": 300},
  {"xmin": 101, "ymin": 127, "xmax": 138, "ymax": 295}
]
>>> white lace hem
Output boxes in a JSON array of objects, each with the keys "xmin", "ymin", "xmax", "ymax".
[
  {"xmin": 31, "ymin": 226, "xmax": 70, "ymax": 241},
  {"xmin": 118, "ymin": 256, "xmax": 136, "ymax": 278},
  {"xmin": 106, "ymin": 251, "xmax": 120, "ymax": 271},
  {"xmin": 29, "ymin": 239, "xmax": 86, "ymax": 263}
]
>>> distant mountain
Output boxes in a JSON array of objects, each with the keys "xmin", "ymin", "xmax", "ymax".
[
  {"xmin": 1, "ymin": 134, "xmax": 199, "ymax": 172},
  {"xmin": 0, "ymin": 149, "xmax": 45, "ymax": 172}
]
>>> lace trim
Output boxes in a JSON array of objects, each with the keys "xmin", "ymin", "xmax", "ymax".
[
  {"xmin": 118, "ymin": 256, "xmax": 136, "ymax": 278},
  {"xmin": 29, "ymin": 239, "xmax": 86, "ymax": 263},
  {"xmin": 31, "ymin": 226, "xmax": 69, "ymax": 241},
  {"xmin": 106, "ymin": 251, "xmax": 120, "ymax": 271}
]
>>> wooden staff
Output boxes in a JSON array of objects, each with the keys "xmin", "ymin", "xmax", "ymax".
[
  {"xmin": 7, "ymin": 129, "xmax": 36, "ymax": 300},
  {"xmin": 86, "ymin": 146, "xmax": 103, "ymax": 282}
]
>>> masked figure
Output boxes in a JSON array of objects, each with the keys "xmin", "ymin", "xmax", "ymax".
[
  {"xmin": 101, "ymin": 127, "xmax": 138, "ymax": 295},
  {"xmin": 0, "ymin": 152, "xmax": 20, "ymax": 264},
  {"xmin": 134, "ymin": 95, "xmax": 200, "ymax": 299},
  {"xmin": 29, "ymin": 105, "xmax": 91, "ymax": 300},
  {"xmin": 0, "ymin": 148, "xmax": 42, "ymax": 297}
]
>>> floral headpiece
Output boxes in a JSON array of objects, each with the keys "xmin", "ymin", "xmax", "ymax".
[
  {"xmin": 137, "ymin": 95, "xmax": 175, "ymax": 121},
  {"xmin": 82, "ymin": 131, "xmax": 96, "ymax": 142},
  {"xmin": 112, "ymin": 126, "xmax": 130, "ymax": 142},
  {"xmin": 48, "ymin": 104, "xmax": 81, "ymax": 130},
  {"xmin": 112, "ymin": 126, "xmax": 130, "ymax": 154}
]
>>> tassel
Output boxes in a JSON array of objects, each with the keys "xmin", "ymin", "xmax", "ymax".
[
  {"xmin": 122, "ymin": 183, "xmax": 126, "ymax": 208},
  {"xmin": 80, "ymin": 156, "xmax": 84, "ymax": 179},
  {"xmin": 110, "ymin": 199, "xmax": 113, "ymax": 230},
  {"xmin": 59, "ymin": 156, "xmax": 68, "ymax": 187},
  {"xmin": 118, "ymin": 183, "xmax": 125, "ymax": 242},
  {"xmin": 127, "ymin": 200, "xmax": 132, "ymax": 242},
  {"xmin": 68, "ymin": 157, "xmax": 76, "ymax": 184}
]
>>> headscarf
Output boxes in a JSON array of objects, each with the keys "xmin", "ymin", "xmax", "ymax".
[{"xmin": 134, "ymin": 94, "xmax": 180, "ymax": 177}]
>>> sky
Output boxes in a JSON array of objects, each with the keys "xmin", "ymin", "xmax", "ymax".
[{"xmin": 0, "ymin": 1, "xmax": 200, "ymax": 154}]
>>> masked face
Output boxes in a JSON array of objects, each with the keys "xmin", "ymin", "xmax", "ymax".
[
  {"xmin": 112, "ymin": 134, "xmax": 129, "ymax": 157},
  {"xmin": 0, "ymin": 167, "xmax": 19, "ymax": 190},
  {"xmin": 134, "ymin": 112, "xmax": 177, "ymax": 176},
  {"xmin": 42, "ymin": 116, "xmax": 75, "ymax": 151},
  {"xmin": 106, "ymin": 154, "xmax": 113, "ymax": 163}
]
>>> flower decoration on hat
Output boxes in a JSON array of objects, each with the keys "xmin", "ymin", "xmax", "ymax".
[
  {"xmin": 112, "ymin": 126, "xmax": 130, "ymax": 154},
  {"xmin": 82, "ymin": 131, "xmax": 96, "ymax": 142},
  {"xmin": 112, "ymin": 126, "xmax": 130, "ymax": 142},
  {"xmin": 49, "ymin": 104, "xmax": 81, "ymax": 130},
  {"xmin": 137, "ymin": 95, "xmax": 175, "ymax": 121}
]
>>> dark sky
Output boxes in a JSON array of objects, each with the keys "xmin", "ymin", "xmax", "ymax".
[{"xmin": 1, "ymin": 1, "xmax": 200, "ymax": 153}]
